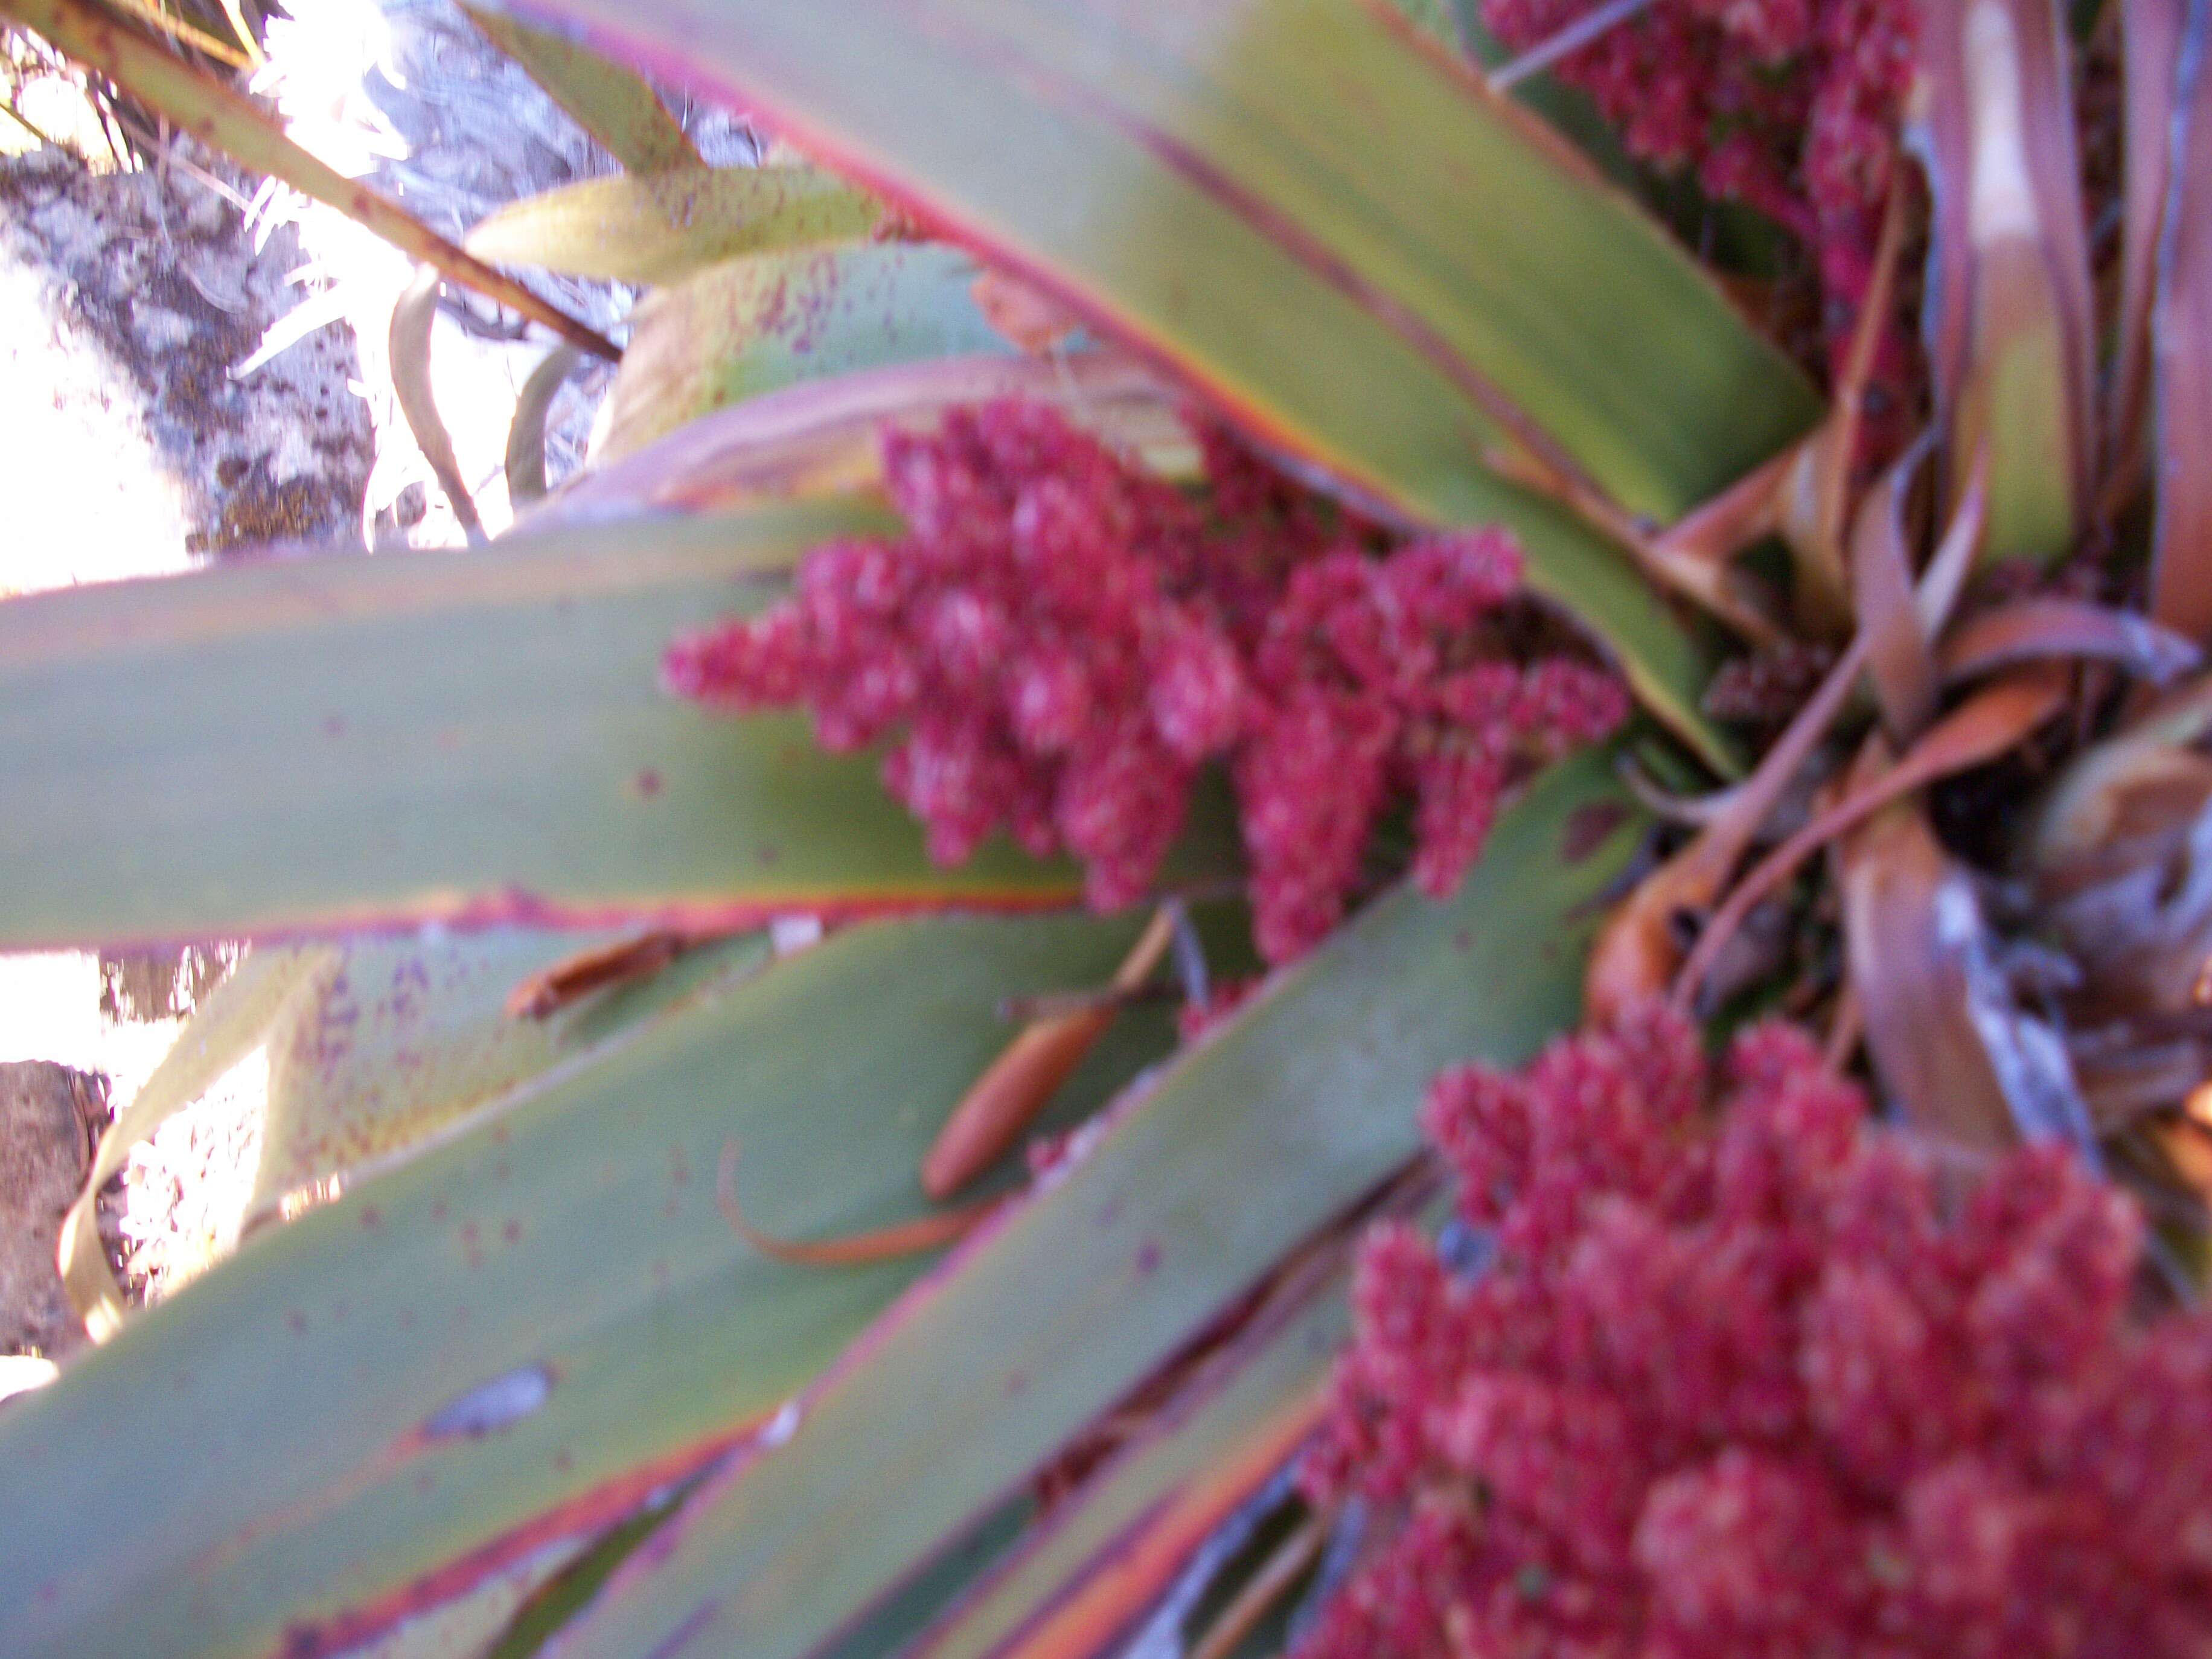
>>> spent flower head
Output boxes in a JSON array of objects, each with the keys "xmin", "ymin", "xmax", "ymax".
[{"xmin": 1299, "ymin": 1005, "xmax": 2212, "ymax": 1658}]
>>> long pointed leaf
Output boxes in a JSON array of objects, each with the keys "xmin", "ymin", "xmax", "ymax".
[
  {"xmin": 512, "ymin": 0, "xmax": 1813, "ymax": 766},
  {"xmin": 543, "ymin": 751, "xmax": 1642, "ymax": 1659},
  {"xmin": 0, "ymin": 505, "xmax": 1238, "ymax": 949},
  {"xmin": 0, "ymin": 911, "xmax": 1176, "ymax": 1658}
]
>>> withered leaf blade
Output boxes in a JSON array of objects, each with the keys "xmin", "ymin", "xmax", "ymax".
[
  {"xmin": 1675, "ymin": 670, "xmax": 2070, "ymax": 1009},
  {"xmin": 2029, "ymin": 688, "xmax": 2212, "ymax": 1026},
  {"xmin": 921, "ymin": 907, "xmax": 1177, "ymax": 1200},
  {"xmin": 2112, "ymin": 0, "xmax": 2189, "ymax": 490},
  {"xmin": 1587, "ymin": 633, "xmax": 1873, "ymax": 1020},
  {"xmin": 2152, "ymin": 0, "xmax": 2212, "ymax": 638},
  {"xmin": 1849, "ymin": 441, "xmax": 1939, "ymax": 740},
  {"xmin": 1939, "ymin": 596, "xmax": 2204, "ymax": 686},
  {"xmin": 505, "ymin": 343, "xmax": 589, "ymax": 508},
  {"xmin": 389, "ymin": 267, "xmax": 484, "ymax": 540},
  {"xmin": 536, "ymin": 351, "xmax": 1191, "ymax": 525}
]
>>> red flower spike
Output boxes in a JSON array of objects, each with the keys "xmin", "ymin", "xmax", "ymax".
[
  {"xmin": 1300, "ymin": 1006, "xmax": 2212, "ymax": 1659},
  {"xmin": 668, "ymin": 403, "xmax": 1624, "ymax": 962}
]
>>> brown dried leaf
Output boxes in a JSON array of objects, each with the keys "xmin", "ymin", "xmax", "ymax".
[
  {"xmin": 1838, "ymin": 759, "xmax": 2085, "ymax": 1150},
  {"xmin": 503, "ymin": 929, "xmax": 699, "ymax": 1019},
  {"xmin": 1588, "ymin": 635, "xmax": 1873, "ymax": 1018},
  {"xmin": 2029, "ymin": 706, "xmax": 2212, "ymax": 1024}
]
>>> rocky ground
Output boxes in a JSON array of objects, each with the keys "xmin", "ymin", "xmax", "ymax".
[{"xmin": 0, "ymin": 0, "xmax": 746, "ymax": 1374}]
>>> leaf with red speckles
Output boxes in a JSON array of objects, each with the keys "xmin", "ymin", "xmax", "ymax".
[
  {"xmin": 0, "ymin": 503, "xmax": 1240, "ymax": 950},
  {"xmin": 530, "ymin": 750, "xmax": 1641, "ymax": 1659},
  {"xmin": 598, "ymin": 244, "xmax": 1014, "ymax": 461},
  {"xmin": 503, "ymin": 0, "xmax": 1823, "ymax": 769},
  {"xmin": 0, "ymin": 910, "xmax": 1178, "ymax": 1659},
  {"xmin": 249, "ymin": 929, "xmax": 773, "ymax": 1223},
  {"xmin": 465, "ymin": 165, "xmax": 886, "ymax": 287}
]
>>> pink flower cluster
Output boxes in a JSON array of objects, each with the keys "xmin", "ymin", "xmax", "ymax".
[
  {"xmin": 1300, "ymin": 1005, "xmax": 2212, "ymax": 1658},
  {"xmin": 1481, "ymin": 0, "xmax": 1916, "ymax": 353},
  {"xmin": 666, "ymin": 403, "xmax": 1625, "ymax": 962}
]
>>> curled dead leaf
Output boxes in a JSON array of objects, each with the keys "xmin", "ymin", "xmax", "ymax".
[{"xmin": 1839, "ymin": 753, "xmax": 2086, "ymax": 1151}]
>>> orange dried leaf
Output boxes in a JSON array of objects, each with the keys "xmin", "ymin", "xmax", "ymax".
[
  {"xmin": 504, "ymin": 929, "xmax": 698, "ymax": 1020},
  {"xmin": 921, "ymin": 907, "xmax": 1177, "ymax": 1200},
  {"xmin": 718, "ymin": 1140, "xmax": 999, "ymax": 1265}
]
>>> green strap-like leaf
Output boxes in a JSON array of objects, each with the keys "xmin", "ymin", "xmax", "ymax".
[
  {"xmin": 516, "ymin": 0, "xmax": 1823, "ymax": 764},
  {"xmin": 0, "ymin": 910, "xmax": 1177, "ymax": 1658},
  {"xmin": 907, "ymin": 1222, "xmax": 1372, "ymax": 1659},
  {"xmin": 0, "ymin": 504, "xmax": 1237, "ymax": 948},
  {"xmin": 465, "ymin": 166, "xmax": 886, "ymax": 286},
  {"xmin": 535, "ymin": 750, "xmax": 1643, "ymax": 1659}
]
